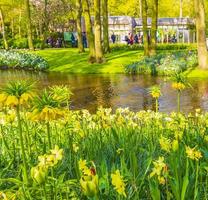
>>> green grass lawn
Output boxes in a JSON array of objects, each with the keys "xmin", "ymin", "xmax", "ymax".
[
  {"xmin": 34, "ymin": 48, "xmax": 208, "ymax": 78},
  {"xmin": 35, "ymin": 48, "xmax": 143, "ymax": 73},
  {"xmin": 186, "ymin": 69, "xmax": 208, "ymax": 78}
]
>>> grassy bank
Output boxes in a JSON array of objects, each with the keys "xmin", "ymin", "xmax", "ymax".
[
  {"xmin": 34, "ymin": 48, "xmax": 208, "ymax": 78},
  {"xmin": 35, "ymin": 48, "xmax": 143, "ymax": 73}
]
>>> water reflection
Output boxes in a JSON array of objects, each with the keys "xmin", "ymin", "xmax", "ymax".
[{"xmin": 1, "ymin": 69, "xmax": 208, "ymax": 113}]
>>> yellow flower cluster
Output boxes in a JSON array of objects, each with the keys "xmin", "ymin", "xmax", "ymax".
[
  {"xmin": 185, "ymin": 146, "xmax": 202, "ymax": 161},
  {"xmin": 0, "ymin": 93, "xmax": 34, "ymax": 108},
  {"xmin": 79, "ymin": 159, "xmax": 98, "ymax": 198},
  {"xmin": 150, "ymin": 157, "xmax": 168, "ymax": 185},
  {"xmin": 159, "ymin": 137, "xmax": 179, "ymax": 152},
  {"xmin": 111, "ymin": 170, "xmax": 126, "ymax": 197},
  {"xmin": 171, "ymin": 82, "xmax": 186, "ymax": 91},
  {"xmin": 30, "ymin": 107, "xmax": 65, "ymax": 121},
  {"xmin": 151, "ymin": 91, "xmax": 161, "ymax": 98},
  {"xmin": 31, "ymin": 145, "xmax": 63, "ymax": 185}
]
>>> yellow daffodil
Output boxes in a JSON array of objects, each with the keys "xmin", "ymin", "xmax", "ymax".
[
  {"xmin": 111, "ymin": 170, "xmax": 126, "ymax": 197},
  {"xmin": 150, "ymin": 157, "xmax": 167, "ymax": 185},
  {"xmin": 72, "ymin": 143, "xmax": 79, "ymax": 152},
  {"xmin": 186, "ymin": 146, "xmax": 202, "ymax": 161},
  {"xmin": 0, "ymin": 191, "xmax": 8, "ymax": 200},
  {"xmin": 159, "ymin": 137, "xmax": 171, "ymax": 152},
  {"xmin": 38, "ymin": 155, "xmax": 48, "ymax": 167},
  {"xmin": 50, "ymin": 145, "xmax": 63, "ymax": 163},
  {"xmin": 80, "ymin": 174, "xmax": 99, "ymax": 197},
  {"xmin": 31, "ymin": 165, "xmax": 47, "ymax": 185},
  {"xmin": 46, "ymin": 154, "xmax": 57, "ymax": 166},
  {"xmin": 172, "ymin": 139, "xmax": 179, "ymax": 152},
  {"xmin": 79, "ymin": 159, "xmax": 87, "ymax": 171},
  {"xmin": 158, "ymin": 176, "xmax": 165, "ymax": 185}
]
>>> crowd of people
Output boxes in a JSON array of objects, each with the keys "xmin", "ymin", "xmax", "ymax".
[
  {"xmin": 111, "ymin": 32, "xmax": 143, "ymax": 45},
  {"xmin": 46, "ymin": 32, "xmax": 87, "ymax": 48},
  {"xmin": 46, "ymin": 31, "xmax": 180, "ymax": 48},
  {"xmin": 46, "ymin": 37, "xmax": 63, "ymax": 48},
  {"xmin": 111, "ymin": 32, "xmax": 179, "ymax": 45}
]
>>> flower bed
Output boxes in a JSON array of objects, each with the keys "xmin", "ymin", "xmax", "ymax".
[
  {"xmin": 0, "ymin": 81, "xmax": 207, "ymax": 199},
  {"xmin": 0, "ymin": 50, "xmax": 49, "ymax": 71}
]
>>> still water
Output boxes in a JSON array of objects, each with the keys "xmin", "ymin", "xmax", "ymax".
[{"xmin": 1, "ymin": 70, "xmax": 208, "ymax": 113}]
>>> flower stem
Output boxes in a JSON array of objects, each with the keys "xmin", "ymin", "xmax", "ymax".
[
  {"xmin": 46, "ymin": 122, "xmax": 52, "ymax": 149},
  {"xmin": 16, "ymin": 104, "xmax": 29, "ymax": 185},
  {"xmin": 155, "ymin": 98, "xmax": 158, "ymax": 112},
  {"xmin": 177, "ymin": 91, "xmax": 180, "ymax": 112}
]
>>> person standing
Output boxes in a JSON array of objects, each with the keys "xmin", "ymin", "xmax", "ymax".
[
  {"xmin": 111, "ymin": 33, "xmax": 116, "ymax": 43},
  {"xmin": 129, "ymin": 33, "xmax": 134, "ymax": 45},
  {"xmin": 71, "ymin": 33, "xmax": 76, "ymax": 47},
  {"xmin": 134, "ymin": 34, "xmax": 139, "ymax": 43},
  {"xmin": 82, "ymin": 32, "xmax": 87, "ymax": 48}
]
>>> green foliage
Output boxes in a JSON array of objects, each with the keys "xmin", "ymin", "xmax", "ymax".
[
  {"xmin": 110, "ymin": 43, "xmax": 197, "ymax": 52},
  {"xmin": 125, "ymin": 50, "xmax": 198, "ymax": 75},
  {"xmin": 0, "ymin": 50, "xmax": 49, "ymax": 70},
  {"xmin": 9, "ymin": 38, "xmax": 28, "ymax": 49}
]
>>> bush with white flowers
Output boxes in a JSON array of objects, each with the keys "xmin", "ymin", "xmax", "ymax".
[{"xmin": 0, "ymin": 50, "xmax": 49, "ymax": 70}]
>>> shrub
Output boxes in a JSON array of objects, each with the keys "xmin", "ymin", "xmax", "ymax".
[
  {"xmin": 125, "ymin": 50, "xmax": 198, "ymax": 75},
  {"xmin": 0, "ymin": 50, "xmax": 49, "ymax": 70},
  {"xmin": 110, "ymin": 43, "xmax": 197, "ymax": 52}
]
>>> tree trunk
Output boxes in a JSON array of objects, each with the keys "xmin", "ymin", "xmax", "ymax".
[
  {"xmin": 142, "ymin": 0, "xmax": 150, "ymax": 56},
  {"xmin": 25, "ymin": 0, "xmax": 34, "ymax": 50},
  {"xmin": 11, "ymin": 17, "xmax": 14, "ymax": 39},
  {"xmin": 139, "ymin": 0, "xmax": 142, "ymax": 18},
  {"xmin": 102, "ymin": 0, "xmax": 110, "ymax": 53},
  {"xmin": 83, "ymin": 0, "xmax": 96, "ymax": 63},
  {"xmin": 94, "ymin": 0, "xmax": 104, "ymax": 63},
  {"xmin": 41, "ymin": 0, "xmax": 48, "ymax": 49},
  {"xmin": 194, "ymin": 0, "xmax": 208, "ymax": 69},
  {"xmin": 150, "ymin": 0, "xmax": 158, "ymax": 55},
  {"xmin": 0, "ymin": 7, "xmax": 8, "ymax": 50},
  {"xmin": 180, "ymin": 0, "xmax": 183, "ymax": 18},
  {"xmin": 19, "ymin": 9, "xmax": 22, "ymax": 38},
  {"xmin": 76, "ymin": 0, "xmax": 84, "ymax": 53}
]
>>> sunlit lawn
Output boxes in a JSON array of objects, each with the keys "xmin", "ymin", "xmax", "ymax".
[{"xmin": 34, "ymin": 48, "xmax": 143, "ymax": 73}]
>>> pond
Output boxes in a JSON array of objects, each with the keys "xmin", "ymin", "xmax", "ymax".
[{"xmin": 1, "ymin": 69, "xmax": 208, "ymax": 113}]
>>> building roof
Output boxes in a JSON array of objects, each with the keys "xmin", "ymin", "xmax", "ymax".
[
  {"xmin": 108, "ymin": 16, "xmax": 137, "ymax": 27},
  {"xmin": 135, "ymin": 17, "xmax": 195, "ymax": 27}
]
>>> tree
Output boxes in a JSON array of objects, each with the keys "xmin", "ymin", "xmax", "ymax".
[
  {"xmin": 194, "ymin": 0, "xmax": 208, "ymax": 69},
  {"xmin": 0, "ymin": 6, "xmax": 8, "ymax": 50},
  {"xmin": 180, "ymin": 0, "xmax": 183, "ymax": 17},
  {"xmin": 94, "ymin": 0, "xmax": 104, "ymax": 63},
  {"xmin": 83, "ymin": 0, "xmax": 96, "ymax": 62},
  {"xmin": 76, "ymin": 0, "xmax": 84, "ymax": 52},
  {"xmin": 25, "ymin": 0, "xmax": 34, "ymax": 50},
  {"xmin": 142, "ymin": 0, "xmax": 150, "ymax": 56},
  {"xmin": 40, "ymin": 0, "xmax": 48, "ymax": 49},
  {"xmin": 150, "ymin": 0, "xmax": 158, "ymax": 55},
  {"xmin": 102, "ymin": 0, "xmax": 110, "ymax": 53}
]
